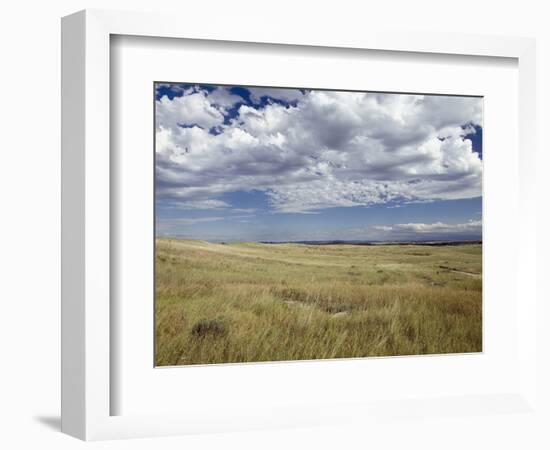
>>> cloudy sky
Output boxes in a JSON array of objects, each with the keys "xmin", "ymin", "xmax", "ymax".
[{"xmin": 155, "ymin": 83, "xmax": 482, "ymax": 242}]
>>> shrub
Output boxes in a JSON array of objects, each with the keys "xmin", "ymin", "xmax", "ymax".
[{"xmin": 191, "ymin": 319, "xmax": 227, "ymax": 338}]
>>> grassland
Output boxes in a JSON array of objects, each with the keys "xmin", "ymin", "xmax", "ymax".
[{"xmin": 155, "ymin": 238, "xmax": 482, "ymax": 366}]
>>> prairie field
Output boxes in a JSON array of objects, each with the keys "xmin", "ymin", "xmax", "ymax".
[{"xmin": 155, "ymin": 238, "xmax": 482, "ymax": 366}]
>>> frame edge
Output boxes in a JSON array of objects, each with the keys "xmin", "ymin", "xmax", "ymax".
[{"xmin": 61, "ymin": 9, "xmax": 87, "ymax": 441}]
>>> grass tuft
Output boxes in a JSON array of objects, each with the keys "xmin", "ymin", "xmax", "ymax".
[{"xmin": 191, "ymin": 318, "xmax": 227, "ymax": 338}]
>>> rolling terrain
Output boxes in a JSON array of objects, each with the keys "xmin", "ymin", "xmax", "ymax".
[{"xmin": 155, "ymin": 238, "xmax": 482, "ymax": 366}]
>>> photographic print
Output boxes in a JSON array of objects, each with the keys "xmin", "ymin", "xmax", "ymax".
[{"xmin": 155, "ymin": 82, "xmax": 482, "ymax": 366}]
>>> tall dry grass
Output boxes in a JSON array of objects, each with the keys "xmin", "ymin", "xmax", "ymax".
[{"xmin": 155, "ymin": 239, "xmax": 482, "ymax": 366}]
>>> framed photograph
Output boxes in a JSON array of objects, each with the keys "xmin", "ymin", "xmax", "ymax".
[
  {"xmin": 62, "ymin": 9, "xmax": 538, "ymax": 441},
  {"xmin": 153, "ymin": 82, "xmax": 484, "ymax": 367}
]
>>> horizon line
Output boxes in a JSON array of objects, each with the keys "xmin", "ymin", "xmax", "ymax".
[{"xmin": 155, "ymin": 236, "xmax": 482, "ymax": 244}]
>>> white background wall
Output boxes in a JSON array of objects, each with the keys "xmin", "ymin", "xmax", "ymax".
[{"xmin": 0, "ymin": 1, "xmax": 548, "ymax": 448}]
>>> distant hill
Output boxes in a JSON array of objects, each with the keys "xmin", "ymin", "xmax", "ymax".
[{"xmin": 259, "ymin": 240, "xmax": 482, "ymax": 247}]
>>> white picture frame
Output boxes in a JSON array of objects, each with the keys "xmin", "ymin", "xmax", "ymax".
[{"xmin": 61, "ymin": 9, "xmax": 538, "ymax": 441}]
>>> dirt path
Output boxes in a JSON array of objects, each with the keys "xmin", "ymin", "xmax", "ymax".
[
  {"xmin": 168, "ymin": 240, "xmax": 346, "ymax": 268},
  {"xmin": 450, "ymin": 269, "xmax": 481, "ymax": 278},
  {"xmin": 440, "ymin": 266, "xmax": 481, "ymax": 278}
]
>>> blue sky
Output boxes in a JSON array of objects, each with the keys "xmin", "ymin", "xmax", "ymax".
[{"xmin": 155, "ymin": 83, "xmax": 482, "ymax": 242}]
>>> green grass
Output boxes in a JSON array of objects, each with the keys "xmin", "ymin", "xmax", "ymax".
[{"xmin": 155, "ymin": 238, "xmax": 482, "ymax": 366}]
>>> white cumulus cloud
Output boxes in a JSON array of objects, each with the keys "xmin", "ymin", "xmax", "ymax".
[
  {"xmin": 155, "ymin": 85, "xmax": 482, "ymax": 213},
  {"xmin": 247, "ymin": 87, "xmax": 304, "ymax": 104},
  {"xmin": 371, "ymin": 220, "xmax": 482, "ymax": 240}
]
